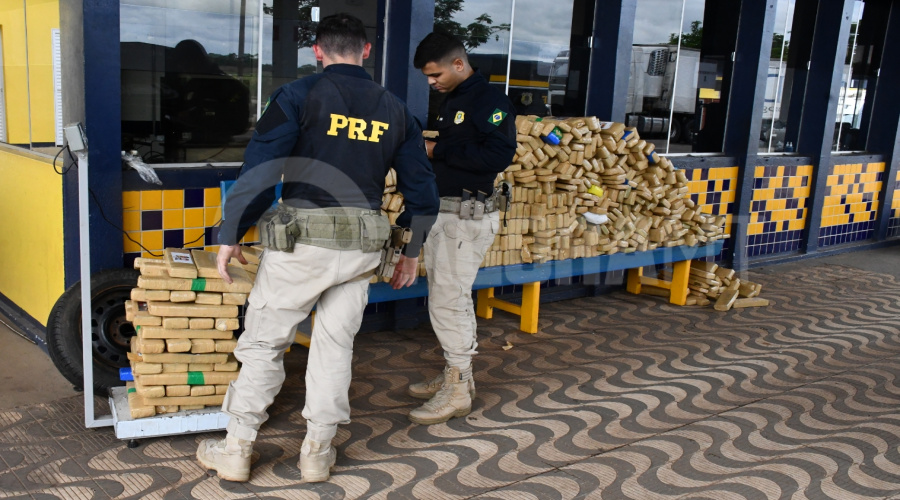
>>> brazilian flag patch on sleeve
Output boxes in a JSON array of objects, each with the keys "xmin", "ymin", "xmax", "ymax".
[{"xmin": 489, "ymin": 108, "xmax": 507, "ymax": 126}]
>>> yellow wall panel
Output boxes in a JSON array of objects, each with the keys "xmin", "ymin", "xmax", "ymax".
[
  {"xmin": 0, "ymin": 146, "xmax": 65, "ymax": 324},
  {"xmin": 24, "ymin": 0, "xmax": 60, "ymax": 143},
  {"xmin": 0, "ymin": 1, "xmax": 60, "ymax": 144},
  {"xmin": 0, "ymin": 2, "xmax": 29, "ymax": 144}
]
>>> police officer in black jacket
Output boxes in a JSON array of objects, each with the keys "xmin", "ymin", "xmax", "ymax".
[
  {"xmin": 197, "ymin": 14, "xmax": 439, "ymax": 484},
  {"xmin": 395, "ymin": 32, "xmax": 517, "ymax": 425}
]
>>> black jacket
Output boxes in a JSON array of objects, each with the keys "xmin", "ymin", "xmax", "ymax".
[
  {"xmin": 430, "ymin": 71, "xmax": 517, "ymax": 197},
  {"xmin": 219, "ymin": 64, "xmax": 439, "ymax": 256}
]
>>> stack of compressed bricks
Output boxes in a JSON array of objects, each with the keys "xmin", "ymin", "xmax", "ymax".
[
  {"xmin": 383, "ymin": 118, "xmax": 727, "ymax": 273},
  {"xmin": 648, "ymin": 260, "xmax": 766, "ymax": 309},
  {"xmin": 486, "ymin": 116, "xmax": 726, "ymax": 266},
  {"xmin": 123, "ymin": 247, "xmax": 258, "ymax": 419}
]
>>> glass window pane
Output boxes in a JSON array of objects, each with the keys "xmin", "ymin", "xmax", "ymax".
[
  {"xmin": 758, "ymin": 0, "xmax": 794, "ymax": 153},
  {"xmin": 832, "ymin": 0, "xmax": 866, "ymax": 152},
  {"xmin": 428, "ymin": 0, "xmax": 513, "ymax": 128},
  {"xmin": 263, "ymin": 1, "xmax": 381, "ymax": 111},
  {"xmin": 625, "ymin": 0, "xmax": 737, "ymax": 155},
  {"xmin": 121, "ymin": 0, "xmax": 379, "ymax": 164},
  {"xmin": 506, "ymin": 0, "xmax": 574, "ymax": 117},
  {"xmin": 121, "ymin": 0, "xmax": 259, "ymax": 163}
]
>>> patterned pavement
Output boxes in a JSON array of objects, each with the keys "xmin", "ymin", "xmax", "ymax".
[{"xmin": 3, "ymin": 263, "xmax": 900, "ymax": 499}]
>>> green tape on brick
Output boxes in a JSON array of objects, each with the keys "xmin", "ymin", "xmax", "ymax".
[
  {"xmin": 191, "ymin": 278, "xmax": 207, "ymax": 292},
  {"xmin": 127, "ymin": 387, "xmax": 136, "ymax": 394},
  {"xmin": 187, "ymin": 371, "xmax": 205, "ymax": 385}
]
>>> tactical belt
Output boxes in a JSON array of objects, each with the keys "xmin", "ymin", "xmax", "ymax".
[
  {"xmin": 258, "ymin": 204, "xmax": 389, "ymax": 252},
  {"xmin": 439, "ymin": 190, "xmax": 502, "ymax": 220}
]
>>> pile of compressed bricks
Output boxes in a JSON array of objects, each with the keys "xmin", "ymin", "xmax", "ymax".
[
  {"xmin": 123, "ymin": 247, "xmax": 258, "ymax": 419},
  {"xmin": 386, "ymin": 118, "xmax": 727, "ymax": 272},
  {"xmin": 486, "ymin": 116, "xmax": 726, "ymax": 266},
  {"xmin": 682, "ymin": 261, "xmax": 766, "ymax": 309}
]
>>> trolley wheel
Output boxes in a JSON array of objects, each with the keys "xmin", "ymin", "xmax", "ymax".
[{"xmin": 46, "ymin": 268, "xmax": 140, "ymax": 394}]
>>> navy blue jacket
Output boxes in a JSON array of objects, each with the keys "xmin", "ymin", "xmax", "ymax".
[
  {"xmin": 219, "ymin": 64, "xmax": 439, "ymax": 256},
  {"xmin": 430, "ymin": 71, "xmax": 517, "ymax": 197}
]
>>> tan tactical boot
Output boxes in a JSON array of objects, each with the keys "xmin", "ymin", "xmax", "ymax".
[
  {"xmin": 196, "ymin": 435, "xmax": 254, "ymax": 482},
  {"xmin": 408, "ymin": 368, "xmax": 476, "ymax": 400},
  {"xmin": 408, "ymin": 366, "xmax": 472, "ymax": 425},
  {"xmin": 299, "ymin": 437, "xmax": 337, "ymax": 483}
]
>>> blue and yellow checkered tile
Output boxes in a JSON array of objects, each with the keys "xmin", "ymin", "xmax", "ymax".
[
  {"xmin": 818, "ymin": 162, "xmax": 884, "ymax": 247},
  {"xmin": 747, "ymin": 164, "xmax": 813, "ymax": 257},
  {"xmin": 122, "ymin": 188, "xmax": 261, "ymax": 268},
  {"xmin": 685, "ymin": 166, "xmax": 738, "ymax": 262},
  {"xmin": 686, "ymin": 166, "xmax": 738, "ymax": 232},
  {"xmin": 885, "ymin": 169, "xmax": 900, "ymax": 238}
]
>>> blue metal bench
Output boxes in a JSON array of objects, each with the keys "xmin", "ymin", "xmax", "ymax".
[{"xmin": 220, "ymin": 181, "xmax": 723, "ymax": 334}]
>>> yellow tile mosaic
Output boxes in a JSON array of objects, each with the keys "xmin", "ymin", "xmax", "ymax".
[
  {"xmin": 140, "ymin": 190, "xmax": 161, "ymax": 211},
  {"xmin": 162, "ymin": 190, "xmax": 184, "ymax": 209},
  {"xmin": 889, "ymin": 170, "xmax": 900, "ymax": 238},
  {"xmin": 122, "ymin": 188, "xmax": 260, "ymax": 267},
  {"xmin": 184, "ymin": 208, "xmax": 204, "ymax": 229},
  {"xmin": 747, "ymin": 164, "xmax": 812, "ymax": 257},
  {"xmin": 819, "ymin": 162, "xmax": 885, "ymax": 246},
  {"xmin": 122, "ymin": 191, "xmax": 140, "ymax": 210},
  {"xmin": 162, "ymin": 209, "xmax": 183, "ymax": 229}
]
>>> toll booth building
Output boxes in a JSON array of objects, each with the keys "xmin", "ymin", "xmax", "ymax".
[{"xmin": 0, "ymin": 0, "xmax": 899, "ymax": 393}]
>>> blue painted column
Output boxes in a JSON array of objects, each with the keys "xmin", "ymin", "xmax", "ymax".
[
  {"xmin": 60, "ymin": 0, "xmax": 123, "ymax": 287},
  {"xmin": 721, "ymin": 1, "xmax": 777, "ymax": 271},
  {"xmin": 584, "ymin": 0, "xmax": 636, "ymax": 122},
  {"xmin": 871, "ymin": 3, "xmax": 900, "ymax": 240},
  {"xmin": 383, "ymin": 0, "xmax": 434, "ymax": 124},
  {"xmin": 799, "ymin": 0, "xmax": 855, "ymax": 254}
]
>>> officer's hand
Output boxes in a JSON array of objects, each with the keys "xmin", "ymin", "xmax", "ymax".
[
  {"xmin": 424, "ymin": 140, "xmax": 436, "ymax": 159},
  {"xmin": 390, "ymin": 255, "xmax": 419, "ymax": 289},
  {"xmin": 216, "ymin": 244, "xmax": 247, "ymax": 284}
]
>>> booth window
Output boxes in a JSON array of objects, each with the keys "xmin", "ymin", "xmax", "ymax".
[
  {"xmin": 426, "ymin": 0, "xmax": 598, "ymax": 127},
  {"xmin": 426, "ymin": 0, "xmax": 513, "ymax": 129},
  {"xmin": 758, "ymin": 0, "xmax": 796, "ymax": 154},
  {"xmin": 833, "ymin": 0, "xmax": 882, "ymax": 153},
  {"xmin": 622, "ymin": 0, "xmax": 739, "ymax": 156},
  {"xmin": 120, "ymin": 0, "xmax": 379, "ymax": 165}
]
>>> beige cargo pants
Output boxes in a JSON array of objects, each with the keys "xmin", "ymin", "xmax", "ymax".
[
  {"xmin": 424, "ymin": 211, "xmax": 499, "ymax": 378},
  {"xmin": 222, "ymin": 244, "xmax": 380, "ymax": 443}
]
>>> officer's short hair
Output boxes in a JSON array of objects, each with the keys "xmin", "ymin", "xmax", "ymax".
[
  {"xmin": 413, "ymin": 32, "xmax": 468, "ymax": 69},
  {"xmin": 315, "ymin": 13, "xmax": 367, "ymax": 57}
]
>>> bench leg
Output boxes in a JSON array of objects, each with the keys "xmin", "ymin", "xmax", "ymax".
[
  {"xmin": 476, "ymin": 288, "xmax": 495, "ymax": 319},
  {"xmin": 520, "ymin": 282, "xmax": 540, "ymax": 334},
  {"xmin": 669, "ymin": 260, "xmax": 691, "ymax": 306},
  {"xmin": 626, "ymin": 267, "xmax": 643, "ymax": 295},
  {"xmin": 476, "ymin": 284, "xmax": 540, "ymax": 334}
]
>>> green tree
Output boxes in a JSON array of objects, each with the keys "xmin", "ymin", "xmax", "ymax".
[
  {"xmin": 771, "ymin": 33, "xmax": 790, "ymax": 60},
  {"xmin": 668, "ymin": 20, "xmax": 703, "ymax": 49},
  {"xmin": 434, "ymin": 0, "xmax": 510, "ymax": 50}
]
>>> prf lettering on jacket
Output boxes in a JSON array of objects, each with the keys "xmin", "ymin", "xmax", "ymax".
[{"xmin": 327, "ymin": 114, "xmax": 389, "ymax": 142}]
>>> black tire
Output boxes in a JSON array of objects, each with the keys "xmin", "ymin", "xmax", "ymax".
[
  {"xmin": 47, "ymin": 268, "xmax": 139, "ymax": 393},
  {"xmin": 682, "ymin": 118, "xmax": 695, "ymax": 144},
  {"xmin": 668, "ymin": 118, "xmax": 682, "ymax": 143}
]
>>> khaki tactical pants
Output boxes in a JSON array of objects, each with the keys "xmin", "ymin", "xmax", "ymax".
[
  {"xmin": 222, "ymin": 244, "xmax": 380, "ymax": 443},
  {"xmin": 424, "ymin": 211, "xmax": 499, "ymax": 374}
]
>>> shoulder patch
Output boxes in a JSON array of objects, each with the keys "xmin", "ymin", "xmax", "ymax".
[
  {"xmin": 255, "ymin": 100, "xmax": 289, "ymax": 136},
  {"xmin": 488, "ymin": 108, "xmax": 507, "ymax": 126}
]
